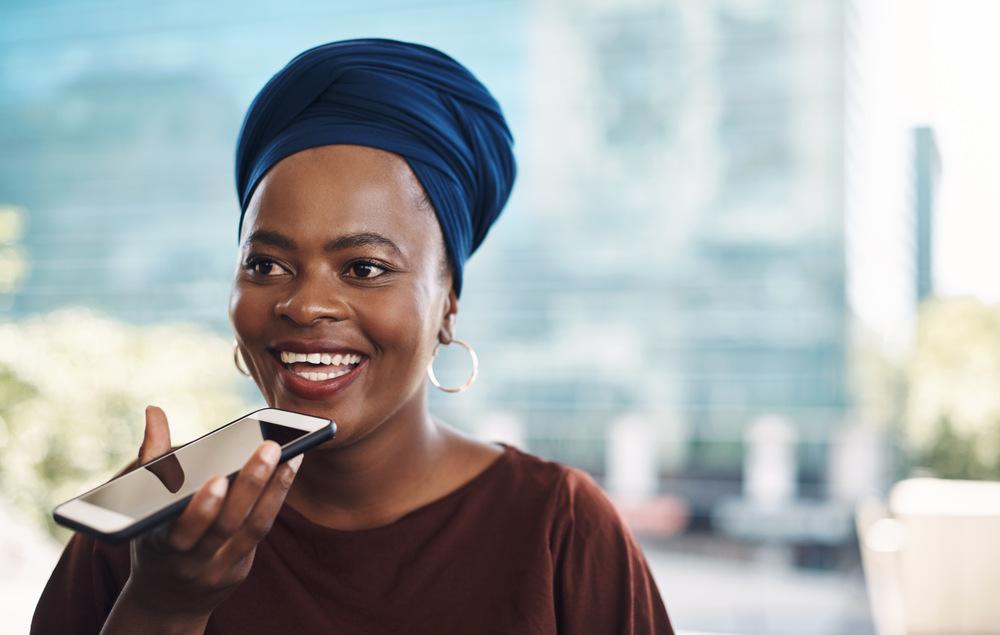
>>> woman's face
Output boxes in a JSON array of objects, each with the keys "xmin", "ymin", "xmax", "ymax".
[{"xmin": 229, "ymin": 144, "xmax": 456, "ymax": 448}]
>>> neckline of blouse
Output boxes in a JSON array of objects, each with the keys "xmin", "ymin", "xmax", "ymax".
[{"xmin": 277, "ymin": 442, "xmax": 517, "ymax": 536}]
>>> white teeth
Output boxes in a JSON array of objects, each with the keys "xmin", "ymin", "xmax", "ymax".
[
  {"xmin": 293, "ymin": 368, "xmax": 352, "ymax": 382},
  {"xmin": 280, "ymin": 350, "xmax": 364, "ymax": 366},
  {"xmin": 280, "ymin": 351, "xmax": 307, "ymax": 364}
]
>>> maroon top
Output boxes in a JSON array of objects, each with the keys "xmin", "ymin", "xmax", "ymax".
[{"xmin": 32, "ymin": 444, "xmax": 674, "ymax": 633}]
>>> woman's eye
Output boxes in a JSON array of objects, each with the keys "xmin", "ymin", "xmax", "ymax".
[
  {"xmin": 348, "ymin": 261, "xmax": 388, "ymax": 279},
  {"xmin": 243, "ymin": 256, "xmax": 287, "ymax": 277}
]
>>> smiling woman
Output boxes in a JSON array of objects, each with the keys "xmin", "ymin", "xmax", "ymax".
[
  {"xmin": 31, "ymin": 38, "xmax": 674, "ymax": 634},
  {"xmin": 231, "ymin": 145, "xmax": 452, "ymax": 422}
]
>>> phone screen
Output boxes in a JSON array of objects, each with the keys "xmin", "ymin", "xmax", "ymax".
[{"xmin": 80, "ymin": 416, "xmax": 310, "ymax": 521}]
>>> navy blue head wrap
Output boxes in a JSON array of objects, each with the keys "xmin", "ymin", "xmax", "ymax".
[{"xmin": 235, "ymin": 37, "xmax": 516, "ymax": 297}]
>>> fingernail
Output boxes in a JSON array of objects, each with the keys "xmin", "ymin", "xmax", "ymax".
[
  {"xmin": 261, "ymin": 442, "xmax": 281, "ymax": 465},
  {"xmin": 288, "ymin": 454, "xmax": 304, "ymax": 473},
  {"xmin": 208, "ymin": 477, "xmax": 228, "ymax": 498}
]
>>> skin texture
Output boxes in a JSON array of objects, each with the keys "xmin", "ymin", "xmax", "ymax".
[{"xmin": 103, "ymin": 144, "xmax": 500, "ymax": 633}]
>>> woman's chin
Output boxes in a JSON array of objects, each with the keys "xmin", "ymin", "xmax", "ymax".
[
  {"xmin": 272, "ymin": 396, "xmax": 339, "ymax": 423},
  {"xmin": 267, "ymin": 397, "xmax": 364, "ymax": 449}
]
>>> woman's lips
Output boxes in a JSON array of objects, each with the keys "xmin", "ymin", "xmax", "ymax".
[{"xmin": 273, "ymin": 354, "xmax": 367, "ymax": 401}]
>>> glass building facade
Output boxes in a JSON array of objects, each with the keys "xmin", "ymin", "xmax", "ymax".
[{"xmin": 2, "ymin": 0, "xmax": 852, "ymax": 513}]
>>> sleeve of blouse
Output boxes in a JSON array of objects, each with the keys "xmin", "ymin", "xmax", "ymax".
[
  {"xmin": 30, "ymin": 459, "xmax": 141, "ymax": 634},
  {"xmin": 30, "ymin": 531, "xmax": 132, "ymax": 634},
  {"xmin": 550, "ymin": 467, "xmax": 676, "ymax": 635}
]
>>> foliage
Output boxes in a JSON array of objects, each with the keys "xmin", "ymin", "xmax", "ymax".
[
  {"xmin": 915, "ymin": 417, "xmax": 1000, "ymax": 480},
  {"xmin": 0, "ymin": 205, "xmax": 29, "ymax": 302},
  {"xmin": 905, "ymin": 298, "xmax": 1000, "ymax": 480},
  {"xmin": 0, "ymin": 308, "xmax": 256, "ymax": 542}
]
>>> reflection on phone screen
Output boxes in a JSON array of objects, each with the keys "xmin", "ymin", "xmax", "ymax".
[
  {"xmin": 145, "ymin": 454, "xmax": 185, "ymax": 493},
  {"xmin": 81, "ymin": 418, "xmax": 309, "ymax": 520}
]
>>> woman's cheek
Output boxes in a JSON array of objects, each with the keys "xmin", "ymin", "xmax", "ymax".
[
  {"xmin": 361, "ymin": 294, "xmax": 431, "ymax": 375},
  {"xmin": 230, "ymin": 285, "xmax": 267, "ymax": 335}
]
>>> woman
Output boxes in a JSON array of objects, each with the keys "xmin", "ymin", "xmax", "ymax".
[{"xmin": 32, "ymin": 38, "xmax": 674, "ymax": 634}]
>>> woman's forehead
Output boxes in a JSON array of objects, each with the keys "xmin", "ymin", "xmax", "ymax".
[{"xmin": 242, "ymin": 145, "xmax": 436, "ymax": 248}]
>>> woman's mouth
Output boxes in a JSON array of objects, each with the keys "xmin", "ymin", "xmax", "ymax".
[
  {"xmin": 279, "ymin": 350, "xmax": 364, "ymax": 381},
  {"xmin": 271, "ymin": 349, "xmax": 368, "ymax": 400}
]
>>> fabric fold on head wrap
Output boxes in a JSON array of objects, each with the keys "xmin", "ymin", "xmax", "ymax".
[{"xmin": 235, "ymin": 37, "xmax": 516, "ymax": 297}]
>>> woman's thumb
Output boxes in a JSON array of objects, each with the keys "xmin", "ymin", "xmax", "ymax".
[{"xmin": 139, "ymin": 405, "xmax": 173, "ymax": 464}]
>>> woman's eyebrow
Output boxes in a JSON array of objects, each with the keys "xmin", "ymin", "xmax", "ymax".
[{"xmin": 243, "ymin": 229, "xmax": 403, "ymax": 256}]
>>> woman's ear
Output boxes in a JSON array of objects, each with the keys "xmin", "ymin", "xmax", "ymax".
[{"xmin": 438, "ymin": 286, "xmax": 459, "ymax": 345}]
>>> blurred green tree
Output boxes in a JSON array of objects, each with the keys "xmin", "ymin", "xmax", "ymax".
[
  {"xmin": 0, "ymin": 205, "xmax": 29, "ymax": 309},
  {"xmin": 0, "ymin": 309, "xmax": 256, "ymax": 542},
  {"xmin": 906, "ymin": 298, "xmax": 1000, "ymax": 480}
]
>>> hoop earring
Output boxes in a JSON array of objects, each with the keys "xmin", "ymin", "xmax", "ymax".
[
  {"xmin": 427, "ymin": 338, "xmax": 478, "ymax": 393},
  {"xmin": 233, "ymin": 340, "xmax": 251, "ymax": 377}
]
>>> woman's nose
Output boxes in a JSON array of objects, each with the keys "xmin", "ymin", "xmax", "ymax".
[{"xmin": 273, "ymin": 277, "xmax": 349, "ymax": 325}]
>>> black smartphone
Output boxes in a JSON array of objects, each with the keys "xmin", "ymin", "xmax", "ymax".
[{"xmin": 53, "ymin": 407, "xmax": 335, "ymax": 544}]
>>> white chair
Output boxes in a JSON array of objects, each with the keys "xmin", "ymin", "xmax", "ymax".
[{"xmin": 856, "ymin": 478, "xmax": 1000, "ymax": 635}]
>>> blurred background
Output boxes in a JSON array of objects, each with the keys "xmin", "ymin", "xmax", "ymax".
[{"xmin": 2, "ymin": 0, "xmax": 1000, "ymax": 633}]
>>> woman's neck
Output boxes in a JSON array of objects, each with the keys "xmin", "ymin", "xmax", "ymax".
[{"xmin": 283, "ymin": 396, "xmax": 471, "ymax": 530}]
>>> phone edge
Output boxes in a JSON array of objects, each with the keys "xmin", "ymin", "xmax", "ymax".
[{"xmin": 52, "ymin": 418, "xmax": 335, "ymax": 545}]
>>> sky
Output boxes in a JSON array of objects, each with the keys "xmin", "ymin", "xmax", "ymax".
[
  {"xmin": 846, "ymin": 0, "xmax": 1000, "ymax": 350},
  {"xmin": 900, "ymin": 0, "xmax": 1000, "ymax": 301}
]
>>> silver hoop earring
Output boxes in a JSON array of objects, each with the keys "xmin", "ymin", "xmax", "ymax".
[
  {"xmin": 427, "ymin": 338, "xmax": 478, "ymax": 393},
  {"xmin": 233, "ymin": 340, "xmax": 251, "ymax": 377}
]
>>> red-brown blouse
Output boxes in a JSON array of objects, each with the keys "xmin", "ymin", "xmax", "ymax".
[{"xmin": 32, "ymin": 444, "xmax": 674, "ymax": 634}]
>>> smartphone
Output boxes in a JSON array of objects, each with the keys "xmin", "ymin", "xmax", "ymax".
[{"xmin": 53, "ymin": 407, "xmax": 335, "ymax": 544}]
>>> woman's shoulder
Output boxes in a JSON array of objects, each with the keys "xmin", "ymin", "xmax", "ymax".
[
  {"xmin": 492, "ymin": 443, "xmax": 579, "ymax": 493},
  {"xmin": 495, "ymin": 443, "xmax": 568, "ymax": 481},
  {"xmin": 491, "ymin": 444, "xmax": 622, "ymax": 523},
  {"xmin": 501, "ymin": 443, "xmax": 602, "ymax": 485}
]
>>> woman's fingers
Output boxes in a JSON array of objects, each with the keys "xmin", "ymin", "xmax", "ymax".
[
  {"xmin": 189, "ymin": 441, "xmax": 282, "ymax": 560},
  {"xmin": 137, "ymin": 437, "xmax": 296, "ymax": 575},
  {"xmin": 165, "ymin": 476, "xmax": 230, "ymax": 552},
  {"xmin": 139, "ymin": 405, "xmax": 173, "ymax": 465},
  {"xmin": 215, "ymin": 454, "xmax": 302, "ymax": 564}
]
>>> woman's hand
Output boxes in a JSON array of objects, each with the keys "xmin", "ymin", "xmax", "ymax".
[{"xmin": 101, "ymin": 405, "xmax": 302, "ymax": 634}]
